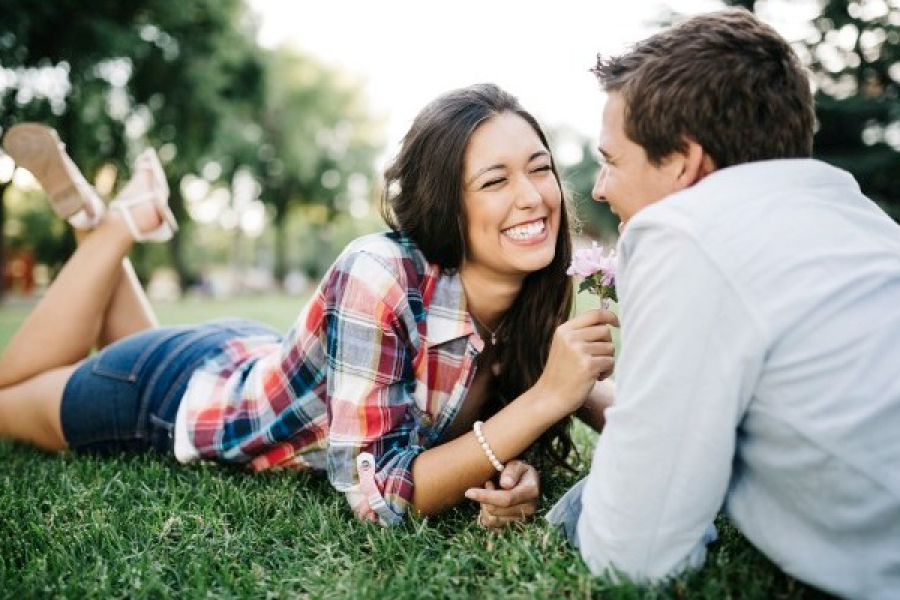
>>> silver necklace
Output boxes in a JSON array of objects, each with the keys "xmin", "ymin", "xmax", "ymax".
[
  {"xmin": 470, "ymin": 311, "xmax": 507, "ymax": 346},
  {"xmin": 460, "ymin": 274, "xmax": 508, "ymax": 346}
]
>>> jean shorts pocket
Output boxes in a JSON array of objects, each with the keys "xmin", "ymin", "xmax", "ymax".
[{"xmin": 91, "ymin": 329, "xmax": 180, "ymax": 382}]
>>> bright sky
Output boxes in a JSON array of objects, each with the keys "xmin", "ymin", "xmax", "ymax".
[
  {"xmin": 247, "ymin": 0, "xmax": 698, "ymax": 163},
  {"xmin": 247, "ymin": 0, "xmax": 815, "ymax": 166}
]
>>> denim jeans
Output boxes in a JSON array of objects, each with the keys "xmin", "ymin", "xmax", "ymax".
[{"xmin": 60, "ymin": 318, "xmax": 280, "ymax": 454}]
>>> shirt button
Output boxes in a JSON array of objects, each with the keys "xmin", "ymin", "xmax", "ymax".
[{"xmin": 358, "ymin": 453, "xmax": 374, "ymax": 471}]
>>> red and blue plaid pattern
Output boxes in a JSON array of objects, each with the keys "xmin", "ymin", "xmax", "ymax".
[{"xmin": 175, "ymin": 232, "xmax": 481, "ymax": 523}]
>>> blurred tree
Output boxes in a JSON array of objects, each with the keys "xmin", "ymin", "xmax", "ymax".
[
  {"xmin": 801, "ymin": 0, "xmax": 900, "ymax": 220},
  {"xmin": 558, "ymin": 139, "xmax": 619, "ymax": 242},
  {"xmin": 251, "ymin": 47, "xmax": 382, "ymax": 284},
  {"xmin": 721, "ymin": 0, "xmax": 900, "ymax": 220},
  {"xmin": 1, "ymin": 1, "xmax": 384, "ymax": 296},
  {"xmin": 0, "ymin": 0, "xmax": 136, "ymax": 295},
  {"xmin": 2, "ymin": 188, "xmax": 70, "ymax": 277},
  {"xmin": 125, "ymin": 0, "xmax": 266, "ymax": 289},
  {"xmin": 0, "ymin": 0, "xmax": 265, "ymax": 294}
]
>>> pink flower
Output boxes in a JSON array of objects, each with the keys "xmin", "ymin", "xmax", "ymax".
[{"xmin": 567, "ymin": 242, "xmax": 618, "ymax": 306}]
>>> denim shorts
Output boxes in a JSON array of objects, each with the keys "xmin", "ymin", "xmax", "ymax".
[{"xmin": 60, "ymin": 318, "xmax": 281, "ymax": 455}]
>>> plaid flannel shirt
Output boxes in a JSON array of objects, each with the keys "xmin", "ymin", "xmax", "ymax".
[{"xmin": 174, "ymin": 232, "xmax": 483, "ymax": 524}]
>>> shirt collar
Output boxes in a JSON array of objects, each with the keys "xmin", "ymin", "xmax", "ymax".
[{"xmin": 423, "ymin": 266, "xmax": 483, "ymax": 351}]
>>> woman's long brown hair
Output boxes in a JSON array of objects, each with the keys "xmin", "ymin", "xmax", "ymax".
[{"xmin": 380, "ymin": 83, "xmax": 577, "ymax": 470}]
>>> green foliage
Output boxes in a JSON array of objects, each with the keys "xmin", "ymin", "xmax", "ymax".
[
  {"xmin": 0, "ymin": 437, "xmax": 829, "ymax": 599},
  {"xmin": 721, "ymin": 0, "xmax": 900, "ymax": 221},
  {"xmin": 249, "ymin": 47, "xmax": 384, "ymax": 282},
  {"xmin": 804, "ymin": 1, "xmax": 900, "ymax": 219},
  {"xmin": 0, "ymin": 296, "xmax": 832, "ymax": 599},
  {"xmin": 0, "ymin": 0, "xmax": 384, "ymax": 293},
  {"xmin": 578, "ymin": 277, "xmax": 618, "ymax": 303},
  {"xmin": 0, "ymin": 0, "xmax": 264, "ymax": 287},
  {"xmin": 2, "ymin": 188, "xmax": 73, "ymax": 271},
  {"xmin": 559, "ymin": 139, "xmax": 620, "ymax": 242}
]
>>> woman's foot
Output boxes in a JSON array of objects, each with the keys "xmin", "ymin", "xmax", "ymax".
[
  {"xmin": 108, "ymin": 149, "xmax": 178, "ymax": 243},
  {"xmin": 2, "ymin": 123, "xmax": 106, "ymax": 229}
]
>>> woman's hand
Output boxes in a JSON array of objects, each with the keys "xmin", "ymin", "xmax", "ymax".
[
  {"xmin": 464, "ymin": 460, "xmax": 540, "ymax": 529},
  {"xmin": 536, "ymin": 308, "xmax": 619, "ymax": 416}
]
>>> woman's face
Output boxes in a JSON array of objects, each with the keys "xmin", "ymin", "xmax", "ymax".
[{"xmin": 460, "ymin": 111, "xmax": 562, "ymax": 280}]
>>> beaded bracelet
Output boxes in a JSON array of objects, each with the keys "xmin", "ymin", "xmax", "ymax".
[{"xmin": 473, "ymin": 420, "xmax": 504, "ymax": 472}]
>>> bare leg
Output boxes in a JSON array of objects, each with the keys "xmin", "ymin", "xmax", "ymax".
[
  {"xmin": 98, "ymin": 257, "xmax": 159, "ymax": 347},
  {"xmin": 0, "ymin": 366, "xmax": 73, "ymax": 451},
  {"xmin": 0, "ymin": 124, "xmax": 174, "ymax": 449},
  {"xmin": 68, "ymin": 229, "xmax": 159, "ymax": 348},
  {"xmin": 3, "ymin": 124, "xmax": 171, "ymax": 352},
  {"xmin": 0, "ymin": 215, "xmax": 137, "ymax": 388}
]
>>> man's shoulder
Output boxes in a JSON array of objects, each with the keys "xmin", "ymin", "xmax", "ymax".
[{"xmin": 629, "ymin": 159, "xmax": 854, "ymax": 240}]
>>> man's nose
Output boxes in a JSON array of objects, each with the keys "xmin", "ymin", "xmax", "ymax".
[{"xmin": 592, "ymin": 168, "xmax": 608, "ymax": 202}]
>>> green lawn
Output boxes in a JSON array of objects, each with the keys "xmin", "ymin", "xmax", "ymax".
[{"xmin": 0, "ymin": 294, "xmax": 829, "ymax": 599}]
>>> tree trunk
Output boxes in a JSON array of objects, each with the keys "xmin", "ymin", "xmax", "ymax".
[
  {"xmin": 168, "ymin": 227, "xmax": 190, "ymax": 296},
  {"xmin": 273, "ymin": 203, "xmax": 288, "ymax": 287},
  {"xmin": 166, "ymin": 187, "xmax": 194, "ymax": 295}
]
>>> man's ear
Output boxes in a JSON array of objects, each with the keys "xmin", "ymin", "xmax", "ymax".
[{"xmin": 674, "ymin": 139, "xmax": 716, "ymax": 189}]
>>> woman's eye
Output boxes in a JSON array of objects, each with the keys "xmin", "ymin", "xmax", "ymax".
[
  {"xmin": 532, "ymin": 164, "xmax": 552, "ymax": 173},
  {"xmin": 482, "ymin": 177, "xmax": 505, "ymax": 189}
]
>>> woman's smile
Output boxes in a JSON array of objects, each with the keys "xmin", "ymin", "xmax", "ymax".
[{"xmin": 502, "ymin": 217, "xmax": 548, "ymax": 244}]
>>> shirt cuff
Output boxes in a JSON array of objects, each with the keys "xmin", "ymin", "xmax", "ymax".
[{"xmin": 343, "ymin": 452, "xmax": 404, "ymax": 526}]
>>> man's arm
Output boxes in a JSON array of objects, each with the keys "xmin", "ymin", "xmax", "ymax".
[{"xmin": 576, "ymin": 222, "xmax": 765, "ymax": 582}]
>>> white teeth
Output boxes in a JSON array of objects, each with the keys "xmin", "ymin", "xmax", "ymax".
[{"xmin": 503, "ymin": 219, "xmax": 545, "ymax": 240}]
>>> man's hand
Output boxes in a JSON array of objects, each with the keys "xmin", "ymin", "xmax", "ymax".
[{"xmin": 464, "ymin": 460, "xmax": 540, "ymax": 529}]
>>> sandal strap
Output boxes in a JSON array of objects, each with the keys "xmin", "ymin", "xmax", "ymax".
[
  {"xmin": 107, "ymin": 148, "xmax": 178, "ymax": 243},
  {"xmin": 109, "ymin": 190, "xmax": 173, "ymax": 242},
  {"xmin": 110, "ymin": 201, "xmax": 145, "ymax": 242}
]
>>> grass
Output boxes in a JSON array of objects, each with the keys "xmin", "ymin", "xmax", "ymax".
[{"xmin": 0, "ymin": 294, "xmax": 831, "ymax": 599}]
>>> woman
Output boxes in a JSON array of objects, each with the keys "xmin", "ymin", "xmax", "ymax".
[{"xmin": 0, "ymin": 83, "xmax": 617, "ymax": 528}]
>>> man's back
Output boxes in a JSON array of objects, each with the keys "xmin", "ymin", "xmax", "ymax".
[
  {"xmin": 596, "ymin": 158, "xmax": 900, "ymax": 598},
  {"xmin": 694, "ymin": 159, "xmax": 900, "ymax": 598}
]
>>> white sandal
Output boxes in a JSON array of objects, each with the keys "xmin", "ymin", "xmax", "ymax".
[
  {"xmin": 109, "ymin": 149, "xmax": 178, "ymax": 243},
  {"xmin": 2, "ymin": 123, "xmax": 105, "ymax": 229}
]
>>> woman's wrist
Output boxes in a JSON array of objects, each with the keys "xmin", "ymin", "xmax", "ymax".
[{"xmin": 521, "ymin": 381, "xmax": 574, "ymax": 426}]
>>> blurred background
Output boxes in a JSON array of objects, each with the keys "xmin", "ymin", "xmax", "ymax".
[{"xmin": 0, "ymin": 0, "xmax": 898, "ymax": 303}]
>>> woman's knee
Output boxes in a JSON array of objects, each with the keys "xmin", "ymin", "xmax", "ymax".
[{"xmin": 0, "ymin": 367, "xmax": 72, "ymax": 451}]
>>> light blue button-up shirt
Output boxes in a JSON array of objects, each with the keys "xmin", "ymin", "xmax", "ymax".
[{"xmin": 549, "ymin": 159, "xmax": 900, "ymax": 599}]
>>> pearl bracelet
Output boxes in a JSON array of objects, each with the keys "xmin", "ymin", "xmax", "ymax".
[{"xmin": 473, "ymin": 420, "xmax": 504, "ymax": 472}]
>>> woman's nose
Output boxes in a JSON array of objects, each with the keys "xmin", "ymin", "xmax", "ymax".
[{"xmin": 515, "ymin": 176, "xmax": 543, "ymax": 208}]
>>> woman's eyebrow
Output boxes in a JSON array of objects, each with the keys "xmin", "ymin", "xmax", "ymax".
[
  {"xmin": 466, "ymin": 150, "xmax": 550, "ymax": 185},
  {"xmin": 466, "ymin": 164, "xmax": 505, "ymax": 185}
]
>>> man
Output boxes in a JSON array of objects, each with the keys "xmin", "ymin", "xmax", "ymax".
[{"xmin": 548, "ymin": 8, "xmax": 900, "ymax": 599}]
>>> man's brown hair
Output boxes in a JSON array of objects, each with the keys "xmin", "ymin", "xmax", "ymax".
[{"xmin": 593, "ymin": 8, "xmax": 815, "ymax": 168}]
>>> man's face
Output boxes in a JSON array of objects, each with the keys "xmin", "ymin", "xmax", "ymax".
[{"xmin": 591, "ymin": 92, "xmax": 684, "ymax": 227}]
